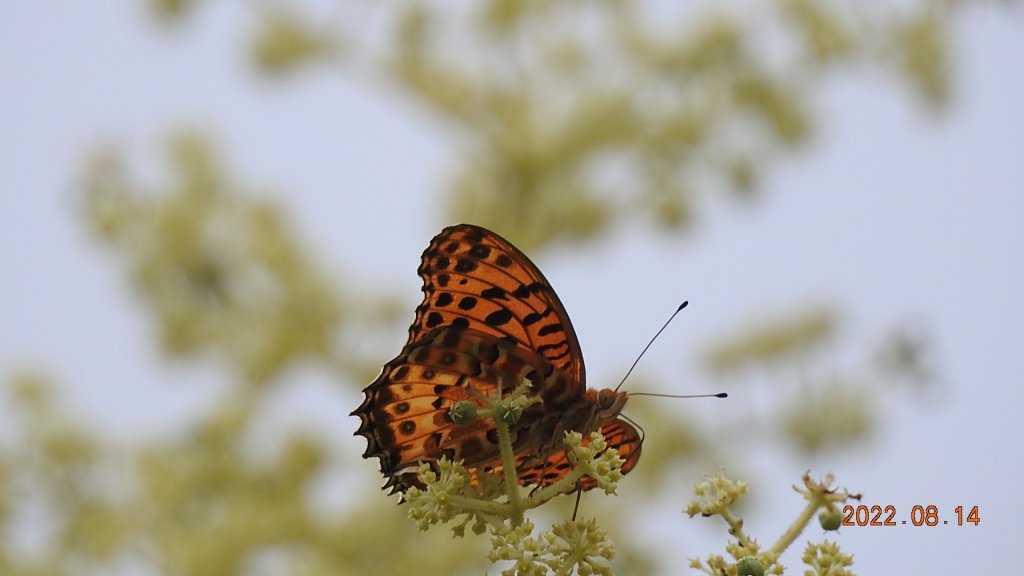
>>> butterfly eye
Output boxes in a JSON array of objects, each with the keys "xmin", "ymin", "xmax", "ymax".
[{"xmin": 598, "ymin": 389, "xmax": 615, "ymax": 409}]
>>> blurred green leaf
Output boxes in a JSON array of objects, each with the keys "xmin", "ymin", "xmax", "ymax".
[
  {"xmin": 251, "ymin": 9, "xmax": 337, "ymax": 75},
  {"xmin": 703, "ymin": 307, "xmax": 837, "ymax": 375},
  {"xmin": 83, "ymin": 133, "xmax": 343, "ymax": 385}
]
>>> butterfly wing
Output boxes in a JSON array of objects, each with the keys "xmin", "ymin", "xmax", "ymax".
[
  {"xmin": 353, "ymin": 325, "xmax": 558, "ymax": 493},
  {"xmin": 411, "ymin": 224, "xmax": 585, "ymax": 388},
  {"xmin": 454, "ymin": 418, "xmax": 643, "ymax": 492},
  {"xmin": 513, "ymin": 418, "xmax": 643, "ymax": 492}
]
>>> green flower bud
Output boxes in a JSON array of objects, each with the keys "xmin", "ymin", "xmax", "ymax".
[
  {"xmin": 496, "ymin": 403, "xmax": 522, "ymax": 424},
  {"xmin": 819, "ymin": 508, "xmax": 843, "ymax": 531},
  {"xmin": 449, "ymin": 401, "xmax": 478, "ymax": 425},
  {"xmin": 736, "ymin": 556, "xmax": 765, "ymax": 576}
]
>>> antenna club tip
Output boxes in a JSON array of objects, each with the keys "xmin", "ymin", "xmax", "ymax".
[
  {"xmin": 715, "ymin": 392, "xmax": 728, "ymax": 398},
  {"xmin": 678, "ymin": 300, "xmax": 689, "ymax": 311}
]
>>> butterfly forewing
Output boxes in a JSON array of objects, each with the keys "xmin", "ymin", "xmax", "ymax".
[{"xmin": 412, "ymin": 224, "xmax": 585, "ymax": 386}]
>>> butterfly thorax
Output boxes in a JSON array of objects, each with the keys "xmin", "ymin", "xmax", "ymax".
[{"xmin": 518, "ymin": 386, "xmax": 629, "ymax": 453}]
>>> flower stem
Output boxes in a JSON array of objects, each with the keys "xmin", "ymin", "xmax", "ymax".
[
  {"xmin": 719, "ymin": 507, "xmax": 756, "ymax": 550},
  {"xmin": 769, "ymin": 498, "xmax": 818, "ymax": 557},
  {"xmin": 495, "ymin": 414, "xmax": 524, "ymax": 526}
]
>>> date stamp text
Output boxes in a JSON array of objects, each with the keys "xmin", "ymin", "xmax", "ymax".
[{"xmin": 842, "ymin": 505, "xmax": 980, "ymax": 527}]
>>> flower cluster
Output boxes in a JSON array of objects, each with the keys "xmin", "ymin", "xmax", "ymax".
[
  {"xmin": 489, "ymin": 518, "xmax": 615, "ymax": 576},
  {"xmin": 563, "ymin": 431, "xmax": 626, "ymax": 495},
  {"xmin": 802, "ymin": 540, "xmax": 854, "ymax": 576},
  {"xmin": 687, "ymin": 470, "xmax": 859, "ymax": 576},
  {"xmin": 685, "ymin": 471, "xmax": 749, "ymax": 518},
  {"xmin": 404, "ymin": 401, "xmax": 626, "ymax": 574},
  {"xmin": 405, "ymin": 460, "xmax": 469, "ymax": 529}
]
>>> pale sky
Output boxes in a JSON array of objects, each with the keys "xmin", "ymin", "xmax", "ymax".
[{"xmin": 2, "ymin": 2, "xmax": 1022, "ymax": 574}]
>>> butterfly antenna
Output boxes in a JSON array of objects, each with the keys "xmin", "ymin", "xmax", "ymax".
[
  {"xmin": 630, "ymin": 391, "xmax": 728, "ymax": 398},
  {"xmin": 614, "ymin": 301, "xmax": 690, "ymax": 392}
]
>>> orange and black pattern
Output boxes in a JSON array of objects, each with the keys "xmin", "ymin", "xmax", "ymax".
[{"xmin": 352, "ymin": 224, "xmax": 640, "ymax": 494}]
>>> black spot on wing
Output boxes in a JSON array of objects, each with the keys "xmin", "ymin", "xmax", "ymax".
[
  {"xmin": 469, "ymin": 244, "xmax": 491, "ymax": 259},
  {"xmin": 454, "ymin": 258, "xmax": 477, "ymax": 273},
  {"xmin": 537, "ymin": 322, "xmax": 563, "ymax": 336},
  {"xmin": 485, "ymin": 308, "xmax": 513, "ymax": 327},
  {"xmin": 481, "ymin": 286, "xmax": 506, "ymax": 300}
]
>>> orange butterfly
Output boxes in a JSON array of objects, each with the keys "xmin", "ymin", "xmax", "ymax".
[{"xmin": 352, "ymin": 224, "xmax": 641, "ymax": 494}]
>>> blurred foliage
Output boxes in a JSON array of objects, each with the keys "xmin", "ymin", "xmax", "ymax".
[
  {"xmin": 701, "ymin": 308, "xmax": 930, "ymax": 454},
  {"xmin": 250, "ymin": 9, "xmax": 339, "ymax": 75},
  {"xmin": 84, "ymin": 135, "xmax": 343, "ymax": 385},
  {"xmin": 2, "ymin": 0, "xmax": 966, "ymax": 574},
  {"xmin": 1, "ymin": 373, "xmax": 127, "ymax": 575},
  {"xmin": 0, "ymin": 373, "xmax": 491, "ymax": 575},
  {"xmin": 151, "ymin": 0, "xmax": 197, "ymax": 23},
  {"xmin": 148, "ymin": 0, "xmax": 959, "ymax": 251},
  {"xmin": 782, "ymin": 382, "xmax": 874, "ymax": 454},
  {"xmin": 384, "ymin": 0, "xmax": 956, "ymax": 250},
  {"xmin": 704, "ymin": 307, "xmax": 837, "ymax": 375}
]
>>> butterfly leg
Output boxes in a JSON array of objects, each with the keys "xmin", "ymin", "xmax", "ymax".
[{"xmin": 571, "ymin": 486, "xmax": 583, "ymax": 521}]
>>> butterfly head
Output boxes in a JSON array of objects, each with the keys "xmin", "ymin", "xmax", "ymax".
[{"xmin": 592, "ymin": 388, "xmax": 629, "ymax": 420}]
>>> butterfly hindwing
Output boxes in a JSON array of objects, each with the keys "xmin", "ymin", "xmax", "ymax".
[
  {"xmin": 355, "ymin": 324, "xmax": 561, "ymax": 491},
  {"xmin": 514, "ymin": 418, "xmax": 643, "ymax": 492}
]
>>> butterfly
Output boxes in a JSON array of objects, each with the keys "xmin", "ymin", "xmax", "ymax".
[{"xmin": 352, "ymin": 224, "xmax": 641, "ymax": 494}]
